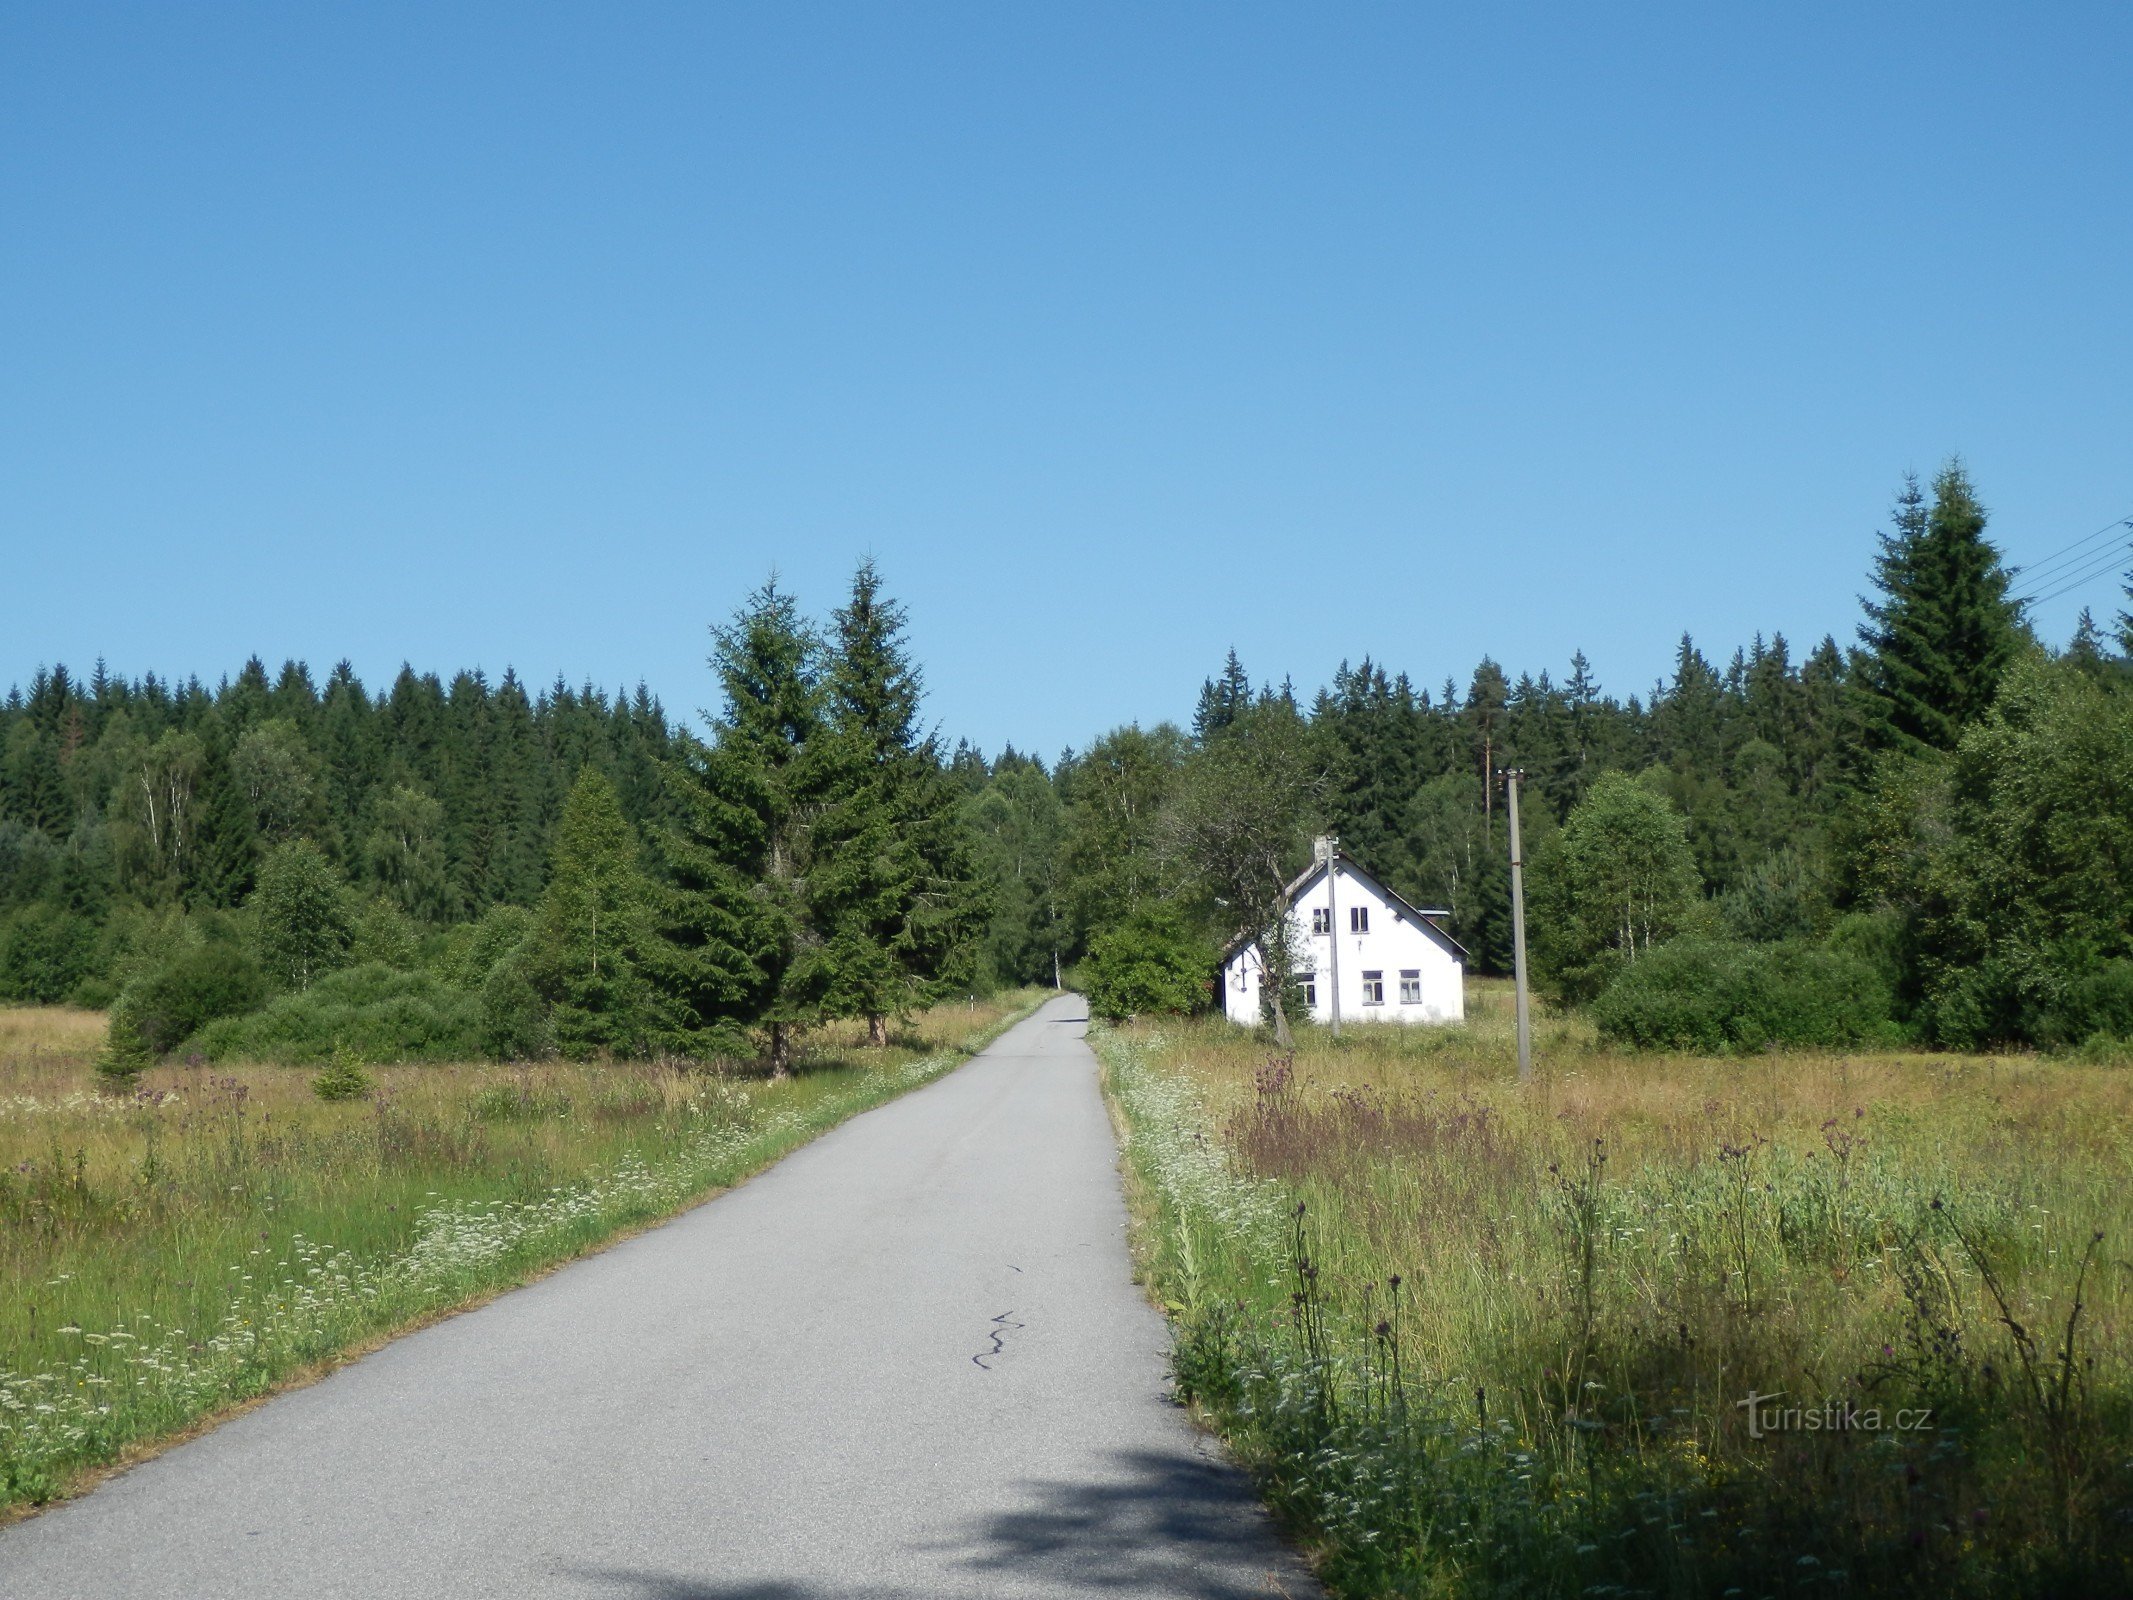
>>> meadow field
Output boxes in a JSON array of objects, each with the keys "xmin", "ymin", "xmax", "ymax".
[
  {"xmin": 1097, "ymin": 981, "xmax": 2133, "ymax": 1598},
  {"xmin": 0, "ymin": 991, "xmax": 1044, "ymax": 1513}
]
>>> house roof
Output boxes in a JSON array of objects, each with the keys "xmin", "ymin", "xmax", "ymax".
[{"xmin": 1217, "ymin": 850, "xmax": 1471, "ymax": 963}]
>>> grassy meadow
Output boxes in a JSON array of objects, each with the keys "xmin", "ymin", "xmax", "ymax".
[
  {"xmin": 0, "ymin": 990, "xmax": 1045, "ymax": 1512},
  {"xmin": 1097, "ymin": 980, "xmax": 2133, "ymax": 1598}
]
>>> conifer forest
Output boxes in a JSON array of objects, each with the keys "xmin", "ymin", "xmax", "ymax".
[{"xmin": 2, "ymin": 465, "xmax": 2130, "ymax": 1068}]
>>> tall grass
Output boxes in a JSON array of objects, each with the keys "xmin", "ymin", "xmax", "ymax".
[
  {"xmin": 1098, "ymin": 981, "xmax": 2133, "ymax": 1597},
  {"xmin": 0, "ymin": 991, "xmax": 1045, "ymax": 1511}
]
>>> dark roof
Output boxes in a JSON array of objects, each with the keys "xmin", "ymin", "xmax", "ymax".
[{"xmin": 1217, "ymin": 850, "xmax": 1470, "ymax": 963}]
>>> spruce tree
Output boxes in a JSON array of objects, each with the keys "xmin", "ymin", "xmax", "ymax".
[
  {"xmin": 1192, "ymin": 649, "xmax": 1253, "ymax": 742},
  {"xmin": 1855, "ymin": 463, "xmax": 2023, "ymax": 755},
  {"xmin": 819, "ymin": 561, "xmax": 985, "ymax": 1042},
  {"xmin": 653, "ymin": 582, "xmax": 829, "ymax": 1074},
  {"xmin": 535, "ymin": 769, "xmax": 659, "ymax": 1057}
]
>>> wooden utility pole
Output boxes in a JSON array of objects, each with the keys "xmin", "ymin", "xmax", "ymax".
[
  {"xmin": 1321, "ymin": 835, "xmax": 1342, "ymax": 1039},
  {"xmin": 1505, "ymin": 769, "xmax": 1532, "ymax": 1084}
]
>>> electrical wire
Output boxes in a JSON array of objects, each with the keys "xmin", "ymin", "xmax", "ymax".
[
  {"xmin": 2010, "ymin": 512, "xmax": 2133, "ymax": 595},
  {"xmin": 2020, "ymin": 540, "xmax": 2133, "ymax": 610}
]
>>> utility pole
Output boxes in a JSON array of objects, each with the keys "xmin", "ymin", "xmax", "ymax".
[
  {"xmin": 1505, "ymin": 769, "xmax": 1532, "ymax": 1084},
  {"xmin": 1321, "ymin": 834, "xmax": 1342, "ymax": 1039}
]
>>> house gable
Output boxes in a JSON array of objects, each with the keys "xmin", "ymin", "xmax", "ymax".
[{"xmin": 1217, "ymin": 846, "xmax": 1466, "ymax": 1026}]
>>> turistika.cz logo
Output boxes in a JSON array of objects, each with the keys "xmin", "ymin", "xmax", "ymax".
[{"xmin": 1736, "ymin": 1391, "xmax": 1935, "ymax": 1440}]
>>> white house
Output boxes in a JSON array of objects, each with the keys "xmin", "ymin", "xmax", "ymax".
[{"xmin": 1218, "ymin": 841, "xmax": 1465, "ymax": 1028}]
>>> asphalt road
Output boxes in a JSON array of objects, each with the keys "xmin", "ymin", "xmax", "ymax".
[{"xmin": 0, "ymin": 995, "xmax": 1314, "ymax": 1599}]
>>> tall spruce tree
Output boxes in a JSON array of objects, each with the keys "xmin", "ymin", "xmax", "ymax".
[
  {"xmin": 819, "ymin": 562, "xmax": 985, "ymax": 1043},
  {"xmin": 535, "ymin": 769, "xmax": 660, "ymax": 1057},
  {"xmin": 652, "ymin": 582, "xmax": 830, "ymax": 1074},
  {"xmin": 1855, "ymin": 463, "xmax": 2023, "ymax": 755}
]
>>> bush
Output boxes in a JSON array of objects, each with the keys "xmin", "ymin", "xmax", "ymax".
[
  {"xmin": 432, "ymin": 904, "xmax": 538, "ymax": 989},
  {"xmin": 1592, "ymin": 938, "xmax": 1900, "ymax": 1053},
  {"xmin": 479, "ymin": 945, "xmax": 552, "ymax": 1060},
  {"xmin": 190, "ymin": 963, "xmax": 486, "ymax": 1063},
  {"xmin": 0, "ymin": 904, "xmax": 98, "ymax": 1004},
  {"xmin": 1081, "ymin": 911, "xmax": 1210, "ymax": 1023},
  {"xmin": 2042, "ymin": 958, "xmax": 2133, "ymax": 1049},
  {"xmin": 119, "ymin": 939, "xmax": 271, "ymax": 1055},
  {"xmin": 94, "ymin": 1001, "xmax": 153, "ymax": 1088},
  {"xmin": 311, "ymin": 1046, "xmax": 374, "ymax": 1102}
]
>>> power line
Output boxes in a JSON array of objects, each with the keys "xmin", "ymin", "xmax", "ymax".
[
  {"xmin": 2021, "ymin": 541, "xmax": 2132, "ymax": 610},
  {"xmin": 2010, "ymin": 511, "xmax": 2133, "ymax": 594}
]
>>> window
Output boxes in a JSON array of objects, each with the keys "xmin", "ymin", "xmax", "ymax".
[
  {"xmin": 1350, "ymin": 906, "xmax": 1369, "ymax": 934},
  {"xmin": 1399, "ymin": 970, "xmax": 1422, "ymax": 1004},
  {"xmin": 1310, "ymin": 907, "xmax": 1330, "ymax": 935},
  {"xmin": 1361, "ymin": 970, "xmax": 1384, "ymax": 1005},
  {"xmin": 1299, "ymin": 971, "xmax": 1317, "ymax": 1007}
]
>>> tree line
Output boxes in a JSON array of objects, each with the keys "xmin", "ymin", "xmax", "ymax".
[
  {"xmin": 0, "ymin": 565, "xmax": 985, "ymax": 1074},
  {"xmin": 958, "ymin": 462, "xmax": 2133, "ymax": 1050},
  {"xmin": 6, "ymin": 462, "xmax": 2131, "ymax": 1060}
]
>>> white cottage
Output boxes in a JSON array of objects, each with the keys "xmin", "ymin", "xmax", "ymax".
[{"xmin": 1218, "ymin": 842, "xmax": 1465, "ymax": 1028}]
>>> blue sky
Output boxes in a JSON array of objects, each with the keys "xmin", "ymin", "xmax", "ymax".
[{"xmin": 4, "ymin": 4, "xmax": 2128, "ymax": 758}]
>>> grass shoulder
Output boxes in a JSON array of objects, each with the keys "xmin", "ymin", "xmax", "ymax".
[
  {"xmin": 1093, "ymin": 986, "xmax": 2133, "ymax": 1599},
  {"xmin": 0, "ymin": 989, "xmax": 1048, "ymax": 1515}
]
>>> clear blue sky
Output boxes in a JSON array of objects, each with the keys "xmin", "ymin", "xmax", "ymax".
[{"xmin": 5, "ymin": 4, "xmax": 2128, "ymax": 758}]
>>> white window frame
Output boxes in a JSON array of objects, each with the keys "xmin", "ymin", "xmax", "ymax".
[
  {"xmin": 1360, "ymin": 970, "xmax": 1384, "ymax": 1006},
  {"xmin": 1399, "ymin": 970, "xmax": 1422, "ymax": 1004},
  {"xmin": 1311, "ymin": 907, "xmax": 1330, "ymax": 935},
  {"xmin": 1350, "ymin": 906, "xmax": 1369, "ymax": 934},
  {"xmin": 1299, "ymin": 970, "xmax": 1317, "ymax": 1007}
]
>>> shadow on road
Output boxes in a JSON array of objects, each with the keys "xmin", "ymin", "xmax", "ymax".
[{"xmin": 572, "ymin": 1446, "xmax": 1308, "ymax": 1598}]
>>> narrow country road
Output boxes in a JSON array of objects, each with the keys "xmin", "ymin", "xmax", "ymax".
[{"xmin": 0, "ymin": 997, "xmax": 1314, "ymax": 1599}]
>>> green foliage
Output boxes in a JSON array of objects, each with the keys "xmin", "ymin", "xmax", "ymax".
[
  {"xmin": 310, "ymin": 1045, "xmax": 374, "ymax": 1102},
  {"xmin": 433, "ymin": 902, "xmax": 537, "ymax": 988},
  {"xmin": 349, "ymin": 896, "xmax": 420, "ymax": 967},
  {"xmin": 1530, "ymin": 773, "xmax": 1704, "ymax": 1003},
  {"xmin": 651, "ymin": 582, "xmax": 828, "ymax": 1068},
  {"xmin": 191, "ymin": 963, "xmax": 486, "ymax": 1063},
  {"xmin": 1896, "ymin": 655, "xmax": 2133, "ymax": 1046},
  {"xmin": 532, "ymin": 770, "xmax": 660, "ymax": 1058},
  {"xmin": 93, "ymin": 1002, "xmax": 153, "ymax": 1087},
  {"xmin": 1081, "ymin": 909, "xmax": 1210, "ymax": 1022},
  {"xmin": 117, "ymin": 938, "xmax": 270, "ymax": 1055},
  {"xmin": 1058, "ymin": 723, "xmax": 1188, "ymax": 942},
  {"xmin": 0, "ymin": 903, "xmax": 98, "ymax": 1003},
  {"xmin": 965, "ymin": 754, "xmax": 1066, "ymax": 989},
  {"xmin": 1854, "ymin": 463, "xmax": 2024, "ymax": 758},
  {"xmin": 1171, "ymin": 692, "xmax": 1324, "ymax": 1037},
  {"xmin": 363, "ymin": 783, "xmax": 451, "ymax": 920},
  {"xmin": 1591, "ymin": 937, "xmax": 1900, "ymax": 1051},
  {"xmin": 479, "ymin": 942, "xmax": 552, "ymax": 1061},
  {"xmin": 812, "ymin": 561, "xmax": 988, "ymax": 1031},
  {"xmin": 249, "ymin": 838, "xmax": 355, "ymax": 991},
  {"xmin": 2044, "ymin": 960, "xmax": 2133, "ymax": 1049}
]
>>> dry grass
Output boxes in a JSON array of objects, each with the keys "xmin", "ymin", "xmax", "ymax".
[{"xmin": 1098, "ymin": 980, "xmax": 2133, "ymax": 1597}]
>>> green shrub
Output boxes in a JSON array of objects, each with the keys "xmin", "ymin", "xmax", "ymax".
[
  {"xmin": 119, "ymin": 939, "xmax": 271, "ymax": 1055},
  {"xmin": 93, "ymin": 1001, "xmax": 153, "ymax": 1088},
  {"xmin": 1592, "ymin": 938, "xmax": 1899, "ymax": 1052},
  {"xmin": 2044, "ymin": 958, "xmax": 2133, "ymax": 1049},
  {"xmin": 1081, "ymin": 910, "xmax": 1210, "ymax": 1023},
  {"xmin": 479, "ymin": 944, "xmax": 552, "ymax": 1059},
  {"xmin": 311, "ymin": 1046, "xmax": 374, "ymax": 1102},
  {"xmin": 349, "ymin": 897, "xmax": 420, "ymax": 968},
  {"xmin": 432, "ymin": 904, "xmax": 538, "ymax": 989},
  {"xmin": 190, "ymin": 962, "xmax": 485, "ymax": 1063},
  {"xmin": 0, "ymin": 904, "xmax": 98, "ymax": 1004}
]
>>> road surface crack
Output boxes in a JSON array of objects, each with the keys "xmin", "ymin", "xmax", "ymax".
[{"xmin": 972, "ymin": 1310, "xmax": 1025, "ymax": 1369}]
